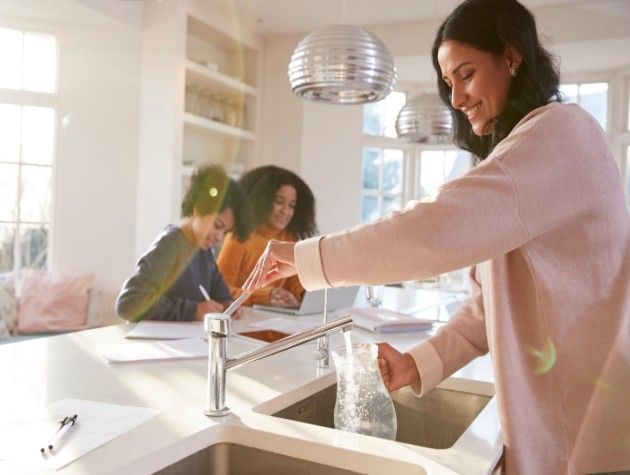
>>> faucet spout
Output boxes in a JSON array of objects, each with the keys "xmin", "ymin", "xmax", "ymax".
[
  {"xmin": 204, "ymin": 313, "xmax": 352, "ymax": 417},
  {"xmin": 227, "ymin": 316, "xmax": 352, "ymax": 371}
]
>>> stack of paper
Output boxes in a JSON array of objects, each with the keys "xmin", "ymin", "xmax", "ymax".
[
  {"xmin": 98, "ymin": 338, "xmax": 208, "ymax": 363},
  {"xmin": 344, "ymin": 307, "xmax": 435, "ymax": 333},
  {"xmin": 124, "ymin": 321, "xmax": 205, "ymax": 340}
]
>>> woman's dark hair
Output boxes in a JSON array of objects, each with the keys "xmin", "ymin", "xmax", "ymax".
[
  {"xmin": 181, "ymin": 165, "xmax": 253, "ymax": 241},
  {"xmin": 432, "ymin": 0, "xmax": 561, "ymax": 163},
  {"xmin": 240, "ymin": 165, "xmax": 317, "ymax": 240}
]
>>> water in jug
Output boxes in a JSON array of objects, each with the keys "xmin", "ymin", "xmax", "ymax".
[{"xmin": 332, "ymin": 339, "xmax": 397, "ymax": 440}]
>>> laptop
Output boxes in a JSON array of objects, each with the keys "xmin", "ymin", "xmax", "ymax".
[{"xmin": 253, "ymin": 286, "xmax": 360, "ymax": 316}]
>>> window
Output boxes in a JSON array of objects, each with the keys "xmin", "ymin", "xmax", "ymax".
[
  {"xmin": 559, "ymin": 82, "xmax": 608, "ymax": 130},
  {"xmin": 363, "ymin": 91, "xmax": 406, "ymax": 138},
  {"xmin": 416, "ymin": 150, "xmax": 470, "ymax": 200},
  {"xmin": 362, "ymin": 93, "xmax": 472, "ymax": 292},
  {"xmin": 0, "ymin": 27, "xmax": 57, "ymax": 275},
  {"xmin": 362, "ymin": 147, "xmax": 404, "ymax": 222}
]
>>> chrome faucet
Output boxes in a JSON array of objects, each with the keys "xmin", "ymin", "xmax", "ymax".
[{"xmin": 204, "ymin": 313, "xmax": 353, "ymax": 417}]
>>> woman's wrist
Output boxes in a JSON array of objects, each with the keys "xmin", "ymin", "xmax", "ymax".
[{"xmin": 403, "ymin": 352, "xmax": 421, "ymax": 388}]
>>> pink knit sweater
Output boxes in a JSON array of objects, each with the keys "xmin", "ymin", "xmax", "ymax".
[{"xmin": 294, "ymin": 103, "xmax": 630, "ymax": 474}]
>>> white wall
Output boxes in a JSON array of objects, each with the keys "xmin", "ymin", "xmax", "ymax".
[
  {"xmin": 260, "ymin": 35, "xmax": 364, "ymax": 233},
  {"xmin": 135, "ymin": 0, "xmax": 185, "ymax": 259},
  {"xmin": 259, "ymin": 35, "xmax": 303, "ymax": 172},
  {"xmin": 301, "ymin": 102, "xmax": 363, "ymax": 233},
  {"xmin": 0, "ymin": 0, "xmax": 143, "ymax": 292}
]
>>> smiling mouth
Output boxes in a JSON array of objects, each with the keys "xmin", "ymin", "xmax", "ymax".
[{"xmin": 464, "ymin": 103, "xmax": 482, "ymax": 121}]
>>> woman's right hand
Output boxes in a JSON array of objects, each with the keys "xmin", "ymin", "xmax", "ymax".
[
  {"xmin": 269, "ymin": 287, "xmax": 299, "ymax": 307},
  {"xmin": 377, "ymin": 342, "xmax": 421, "ymax": 392},
  {"xmin": 194, "ymin": 299, "xmax": 225, "ymax": 321},
  {"xmin": 243, "ymin": 240, "xmax": 297, "ymax": 293}
]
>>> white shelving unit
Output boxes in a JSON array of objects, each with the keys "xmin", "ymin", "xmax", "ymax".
[
  {"xmin": 185, "ymin": 59, "xmax": 258, "ymax": 97},
  {"xmin": 182, "ymin": 9, "xmax": 260, "ymax": 191},
  {"xmin": 183, "ymin": 112, "xmax": 256, "ymax": 141},
  {"xmin": 135, "ymin": 0, "xmax": 262, "ymax": 254}
]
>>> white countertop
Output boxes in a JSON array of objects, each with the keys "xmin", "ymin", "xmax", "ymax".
[{"xmin": 0, "ymin": 287, "xmax": 501, "ymax": 474}]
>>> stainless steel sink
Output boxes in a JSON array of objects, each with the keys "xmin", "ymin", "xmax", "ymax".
[
  {"xmin": 272, "ymin": 384, "xmax": 491, "ymax": 449},
  {"xmin": 155, "ymin": 442, "xmax": 362, "ymax": 475}
]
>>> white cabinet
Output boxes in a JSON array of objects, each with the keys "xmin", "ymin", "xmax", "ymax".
[{"xmin": 135, "ymin": 0, "xmax": 262, "ymax": 255}]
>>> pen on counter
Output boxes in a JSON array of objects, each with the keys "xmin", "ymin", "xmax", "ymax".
[
  {"xmin": 198, "ymin": 284, "xmax": 211, "ymax": 301},
  {"xmin": 40, "ymin": 414, "xmax": 78, "ymax": 455}
]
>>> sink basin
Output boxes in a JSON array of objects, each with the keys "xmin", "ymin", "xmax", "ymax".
[
  {"xmin": 272, "ymin": 384, "xmax": 491, "ymax": 449},
  {"xmin": 155, "ymin": 442, "xmax": 361, "ymax": 475}
]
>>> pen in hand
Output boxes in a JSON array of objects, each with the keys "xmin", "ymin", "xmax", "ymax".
[
  {"xmin": 40, "ymin": 414, "xmax": 78, "ymax": 455},
  {"xmin": 198, "ymin": 284, "xmax": 211, "ymax": 301}
]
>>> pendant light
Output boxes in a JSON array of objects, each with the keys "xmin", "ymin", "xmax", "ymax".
[
  {"xmin": 395, "ymin": 93, "xmax": 453, "ymax": 143},
  {"xmin": 287, "ymin": 2, "xmax": 397, "ymax": 105}
]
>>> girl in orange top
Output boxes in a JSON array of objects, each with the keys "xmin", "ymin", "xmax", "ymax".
[{"xmin": 217, "ymin": 166, "xmax": 317, "ymax": 308}]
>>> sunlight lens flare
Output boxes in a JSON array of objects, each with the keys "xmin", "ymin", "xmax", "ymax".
[{"xmin": 528, "ymin": 338, "xmax": 557, "ymax": 375}]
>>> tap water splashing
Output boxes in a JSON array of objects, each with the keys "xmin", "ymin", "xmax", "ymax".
[
  {"xmin": 343, "ymin": 330, "xmax": 353, "ymax": 363},
  {"xmin": 332, "ymin": 341, "xmax": 397, "ymax": 440}
]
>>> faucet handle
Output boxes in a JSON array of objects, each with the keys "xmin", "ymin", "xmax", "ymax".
[
  {"xmin": 204, "ymin": 313, "xmax": 231, "ymax": 337},
  {"xmin": 313, "ymin": 347, "xmax": 328, "ymax": 361}
]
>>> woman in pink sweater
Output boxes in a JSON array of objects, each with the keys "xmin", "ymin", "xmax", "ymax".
[{"xmin": 244, "ymin": 0, "xmax": 629, "ymax": 473}]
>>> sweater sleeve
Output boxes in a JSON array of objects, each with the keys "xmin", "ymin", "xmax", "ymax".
[
  {"xmin": 407, "ymin": 265, "xmax": 488, "ymax": 395},
  {"xmin": 294, "ymin": 104, "xmax": 591, "ymax": 290},
  {"xmin": 216, "ymin": 233, "xmax": 274, "ymax": 305},
  {"xmin": 208, "ymin": 255, "xmax": 233, "ymax": 303},
  {"xmin": 295, "ymin": 155, "xmax": 530, "ymax": 289},
  {"xmin": 116, "ymin": 234, "xmax": 197, "ymax": 322},
  {"xmin": 216, "ymin": 233, "xmax": 246, "ymax": 299}
]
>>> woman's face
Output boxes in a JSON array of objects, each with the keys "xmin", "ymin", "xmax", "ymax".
[
  {"xmin": 267, "ymin": 184, "xmax": 297, "ymax": 230},
  {"xmin": 191, "ymin": 207, "xmax": 235, "ymax": 250},
  {"xmin": 437, "ymin": 40, "xmax": 517, "ymax": 136}
]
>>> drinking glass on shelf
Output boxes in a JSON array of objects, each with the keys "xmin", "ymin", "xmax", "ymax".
[
  {"xmin": 208, "ymin": 93, "xmax": 224, "ymax": 122},
  {"xmin": 185, "ymin": 85, "xmax": 201, "ymax": 115},
  {"xmin": 223, "ymin": 99, "xmax": 238, "ymax": 126},
  {"xmin": 199, "ymin": 90, "xmax": 212, "ymax": 119}
]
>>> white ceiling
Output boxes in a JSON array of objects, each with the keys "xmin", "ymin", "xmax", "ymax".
[
  {"xmin": 219, "ymin": 0, "xmax": 628, "ymax": 80},
  {"xmin": 219, "ymin": 0, "xmax": 617, "ymax": 37}
]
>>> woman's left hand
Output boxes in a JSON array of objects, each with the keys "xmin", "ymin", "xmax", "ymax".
[{"xmin": 243, "ymin": 240, "xmax": 297, "ymax": 292}]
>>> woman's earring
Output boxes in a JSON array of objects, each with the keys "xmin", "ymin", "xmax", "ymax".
[{"xmin": 509, "ymin": 65, "xmax": 518, "ymax": 77}]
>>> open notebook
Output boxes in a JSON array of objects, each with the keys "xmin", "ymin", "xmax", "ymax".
[{"xmin": 343, "ymin": 307, "xmax": 436, "ymax": 333}]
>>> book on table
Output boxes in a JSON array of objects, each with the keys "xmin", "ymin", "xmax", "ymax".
[{"xmin": 344, "ymin": 307, "xmax": 436, "ymax": 333}]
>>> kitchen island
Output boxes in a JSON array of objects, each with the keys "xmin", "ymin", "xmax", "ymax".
[{"xmin": 0, "ymin": 288, "xmax": 501, "ymax": 474}]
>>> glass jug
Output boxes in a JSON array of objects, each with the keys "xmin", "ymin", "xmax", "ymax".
[{"xmin": 332, "ymin": 342, "xmax": 397, "ymax": 440}]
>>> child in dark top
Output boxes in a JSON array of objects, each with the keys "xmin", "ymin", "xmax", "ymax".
[{"xmin": 116, "ymin": 165, "xmax": 252, "ymax": 322}]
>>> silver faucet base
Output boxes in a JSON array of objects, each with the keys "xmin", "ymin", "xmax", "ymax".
[{"xmin": 205, "ymin": 407, "xmax": 232, "ymax": 417}]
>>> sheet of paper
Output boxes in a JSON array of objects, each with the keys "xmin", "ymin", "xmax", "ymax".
[
  {"xmin": 0, "ymin": 399, "xmax": 160, "ymax": 471},
  {"xmin": 98, "ymin": 338, "xmax": 208, "ymax": 363},
  {"xmin": 124, "ymin": 320, "xmax": 206, "ymax": 340},
  {"xmin": 250, "ymin": 317, "xmax": 316, "ymax": 334}
]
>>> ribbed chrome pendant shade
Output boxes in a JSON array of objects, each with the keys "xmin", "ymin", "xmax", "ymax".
[
  {"xmin": 288, "ymin": 25, "xmax": 397, "ymax": 105},
  {"xmin": 395, "ymin": 93, "xmax": 453, "ymax": 143}
]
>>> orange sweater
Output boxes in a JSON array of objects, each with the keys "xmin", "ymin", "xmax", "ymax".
[{"xmin": 217, "ymin": 224, "xmax": 305, "ymax": 306}]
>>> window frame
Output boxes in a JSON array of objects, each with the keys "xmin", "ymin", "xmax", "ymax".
[
  {"xmin": 0, "ymin": 23, "xmax": 59, "ymax": 276},
  {"xmin": 362, "ymin": 134, "xmax": 463, "ymax": 218}
]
